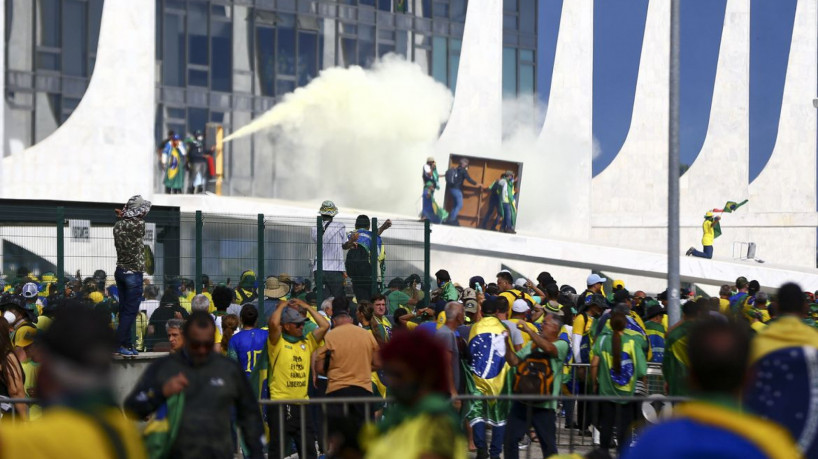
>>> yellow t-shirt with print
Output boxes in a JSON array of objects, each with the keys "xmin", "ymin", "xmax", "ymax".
[
  {"xmin": 268, "ymin": 332, "xmax": 319, "ymax": 400},
  {"xmin": 508, "ymin": 318, "xmax": 538, "ymax": 346}
]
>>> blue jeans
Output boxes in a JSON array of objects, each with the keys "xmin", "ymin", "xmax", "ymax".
[
  {"xmin": 448, "ymin": 188, "xmax": 463, "ymax": 222},
  {"xmin": 422, "ymin": 195, "xmax": 441, "ymax": 223},
  {"xmin": 473, "ymin": 422, "xmax": 505, "ymax": 457},
  {"xmin": 481, "ymin": 196, "xmax": 500, "ymax": 230},
  {"xmin": 504, "ymin": 402, "xmax": 557, "ymax": 459},
  {"xmin": 691, "ymin": 245, "xmax": 713, "ymax": 259},
  {"xmin": 115, "ymin": 267, "xmax": 143, "ymax": 348},
  {"xmin": 502, "ymin": 203, "xmax": 513, "ymax": 230}
]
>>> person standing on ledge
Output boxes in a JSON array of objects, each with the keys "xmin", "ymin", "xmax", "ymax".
[
  {"xmin": 686, "ymin": 211, "xmax": 720, "ymax": 259},
  {"xmin": 113, "ymin": 195, "xmax": 151, "ymax": 357},
  {"xmin": 444, "ymin": 158, "xmax": 481, "ymax": 226}
]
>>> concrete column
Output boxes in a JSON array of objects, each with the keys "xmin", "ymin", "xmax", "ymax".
[
  {"xmin": 1, "ymin": 0, "xmax": 155, "ymax": 202},
  {"xmin": 435, "ymin": 0, "xmax": 503, "ymax": 156},
  {"xmin": 527, "ymin": 0, "xmax": 593, "ymax": 239},
  {"xmin": 591, "ymin": 0, "xmax": 669, "ymax": 248}
]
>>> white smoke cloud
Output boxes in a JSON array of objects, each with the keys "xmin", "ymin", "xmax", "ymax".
[{"xmin": 224, "ymin": 55, "xmax": 453, "ymax": 216}]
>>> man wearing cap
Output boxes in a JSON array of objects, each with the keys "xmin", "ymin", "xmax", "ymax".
[
  {"xmin": 267, "ymin": 298, "xmax": 329, "ymax": 459},
  {"xmin": 311, "ymin": 201, "xmax": 347, "ymax": 301},
  {"xmin": 2, "ymin": 295, "xmax": 38, "ymax": 363},
  {"xmin": 444, "ymin": 158, "xmax": 481, "ymax": 226},
  {"xmin": 644, "ymin": 303, "xmax": 667, "ymax": 363},
  {"xmin": 423, "ymin": 157, "xmax": 438, "ymax": 188},
  {"xmin": 113, "ymin": 195, "xmax": 151, "ymax": 357},
  {"xmin": 21, "ymin": 282, "xmax": 42, "ymax": 315},
  {"xmin": 728, "ymin": 276, "xmax": 753, "ymax": 320},
  {"xmin": 508, "ymin": 299, "xmax": 538, "ymax": 347},
  {"xmin": 686, "ymin": 211, "xmax": 720, "ymax": 258},
  {"xmin": 344, "ymin": 214, "xmax": 391, "ymax": 303}
]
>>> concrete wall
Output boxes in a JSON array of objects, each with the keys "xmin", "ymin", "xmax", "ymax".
[{"xmin": 1, "ymin": 0, "xmax": 155, "ymax": 203}]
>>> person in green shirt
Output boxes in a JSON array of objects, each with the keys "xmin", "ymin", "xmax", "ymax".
[
  {"xmin": 663, "ymin": 300, "xmax": 701, "ymax": 396},
  {"xmin": 591, "ymin": 311, "xmax": 647, "ymax": 453},
  {"xmin": 501, "ymin": 313, "xmax": 569, "ymax": 459},
  {"xmin": 385, "ymin": 277, "xmax": 411, "ymax": 315},
  {"xmin": 435, "ymin": 270, "xmax": 459, "ymax": 302}
]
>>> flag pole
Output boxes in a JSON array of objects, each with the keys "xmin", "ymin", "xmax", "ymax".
[{"xmin": 667, "ymin": 0, "xmax": 682, "ymax": 326}]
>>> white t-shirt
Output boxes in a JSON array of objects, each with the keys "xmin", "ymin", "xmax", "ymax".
[{"xmin": 310, "ymin": 220, "xmax": 347, "ymax": 272}]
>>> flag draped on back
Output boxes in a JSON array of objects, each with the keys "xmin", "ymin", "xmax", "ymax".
[{"xmin": 467, "ymin": 317, "xmax": 510, "ymax": 396}]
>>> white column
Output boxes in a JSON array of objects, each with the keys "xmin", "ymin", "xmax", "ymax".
[
  {"xmin": 435, "ymin": 0, "xmax": 503, "ymax": 156},
  {"xmin": 1, "ymin": 0, "xmax": 155, "ymax": 202},
  {"xmin": 526, "ymin": 0, "xmax": 593, "ymax": 239}
]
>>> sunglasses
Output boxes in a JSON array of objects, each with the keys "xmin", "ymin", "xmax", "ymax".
[
  {"xmin": 287, "ymin": 322, "xmax": 305, "ymax": 328},
  {"xmin": 188, "ymin": 339, "xmax": 214, "ymax": 350}
]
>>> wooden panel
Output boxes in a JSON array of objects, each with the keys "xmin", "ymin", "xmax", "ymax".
[{"xmin": 442, "ymin": 154, "xmax": 522, "ymax": 229}]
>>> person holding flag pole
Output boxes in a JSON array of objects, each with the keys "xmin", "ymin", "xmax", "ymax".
[{"xmin": 685, "ymin": 200, "xmax": 747, "ymax": 259}]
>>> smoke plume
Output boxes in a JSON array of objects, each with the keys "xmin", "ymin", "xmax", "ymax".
[{"xmin": 224, "ymin": 55, "xmax": 453, "ymax": 216}]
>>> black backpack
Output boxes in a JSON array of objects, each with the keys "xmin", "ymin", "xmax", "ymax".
[
  {"xmin": 513, "ymin": 350, "xmax": 555, "ymax": 396},
  {"xmin": 444, "ymin": 168, "xmax": 458, "ymax": 186}
]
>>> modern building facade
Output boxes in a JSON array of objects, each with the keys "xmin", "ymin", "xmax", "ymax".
[{"xmin": 4, "ymin": 0, "xmax": 538, "ymax": 195}]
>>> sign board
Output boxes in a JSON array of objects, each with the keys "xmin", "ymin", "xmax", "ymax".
[
  {"xmin": 143, "ymin": 222, "xmax": 156, "ymax": 252},
  {"xmin": 68, "ymin": 219, "xmax": 90, "ymax": 242}
]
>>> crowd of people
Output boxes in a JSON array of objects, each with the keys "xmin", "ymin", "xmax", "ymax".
[
  {"xmin": 0, "ymin": 196, "xmax": 816, "ymax": 459},
  {"xmin": 157, "ymin": 129, "xmax": 214, "ymax": 195},
  {"xmin": 422, "ymin": 157, "xmax": 519, "ymax": 233}
]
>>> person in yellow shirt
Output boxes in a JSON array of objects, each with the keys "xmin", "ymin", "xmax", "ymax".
[
  {"xmin": 0, "ymin": 304, "xmax": 146, "ymax": 458},
  {"xmin": 687, "ymin": 211, "xmax": 720, "ymax": 258},
  {"xmin": 267, "ymin": 299, "xmax": 330, "ymax": 459}
]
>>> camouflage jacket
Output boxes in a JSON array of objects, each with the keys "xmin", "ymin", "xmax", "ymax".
[{"xmin": 114, "ymin": 218, "xmax": 145, "ymax": 272}]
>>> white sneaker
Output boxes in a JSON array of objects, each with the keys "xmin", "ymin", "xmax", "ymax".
[{"xmin": 592, "ymin": 426, "xmax": 600, "ymax": 446}]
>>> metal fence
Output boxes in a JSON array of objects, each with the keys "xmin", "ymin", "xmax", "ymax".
[{"xmin": 0, "ymin": 201, "xmax": 431, "ymax": 309}]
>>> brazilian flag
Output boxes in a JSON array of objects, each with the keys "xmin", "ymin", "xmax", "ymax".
[{"xmin": 721, "ymin": 199, "xmax": 748, "ymax": 213}]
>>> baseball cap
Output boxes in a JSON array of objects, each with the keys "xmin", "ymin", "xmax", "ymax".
[
  {"xmin": 587, "ymin": 274, "xmax": 606, "ymax": 286},
  {"xmin": 512, "ymin": 299, "xmax": 530, "ymax": 313},
  {"xmin": 21, "ymin": 282, "xmax": 39, "ymax": 299},
  {"xmin": 461, "ymin": 288, "xmax": 477, "ymax": 300},
  {"xmin": 469, "ymin": 276, "xmax": 485, "ymax": 289},
  {"xmin": 736, "ymin": 276, "xmax": 749, "ymax": 289},
  {"xmin": 464, "ymin": 298, "xmax": 479, "ymax": 314},
  {"xmin": 514, "ymin": 278, "xmax": 528, "ymax": 289},
  {"xmin": 612, "ymin": 280, "xmax": 625, "ymax": 290},
  {"xmin": 88, "ymin": 292, "xmax": 104, "ymax": 304},
  {"xmin": 586, "ymin": 294, "xmax": 609, "ymax": 310},
  {"xmin": 281, "ymin": 307, "xmax": 307, "ymax": 325}
]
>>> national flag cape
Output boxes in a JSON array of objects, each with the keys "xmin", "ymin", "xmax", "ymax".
[
  {"xmin": 467, "ymin": 317, "xmax": 510, "ymax": 396},
  {"xmin": 143, "ymin": 394, "xmax": 185, "ymax": 459}
]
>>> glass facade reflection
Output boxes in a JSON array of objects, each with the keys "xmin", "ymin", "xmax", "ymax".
[{"xmin": 4, "ymin": 0, "xmax": 537, "ymax": 195}]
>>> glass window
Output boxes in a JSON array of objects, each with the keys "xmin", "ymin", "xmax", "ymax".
[
  {"xmin": 395, "ymin": 30, "xmax": 409, "ymax": 57},
  {"xmin": 187, "ymin": 108, "xmax": 209, "ymax": 134},
  {"xmin": 277, "ymin": 16, "xmax": 296, "ymax": 75},
  {"xmin": 519, "ymin": 49, "xmax": 534, "ymax": 63},
  {"xmin": 37, "ymin": 51, "xmax": 60, "ymax": 71},
  {"xmin": 89, "ymin": 0, "xmax": 103, "ymax": 53},
  {"xmin": 448, "ymin": 38, "xmax": 461, "ymax": 92},
  {"xmin": 418, "ymin": 0, "xmax": 432, "ymax": 18},
  {"xmin": 276, "ymin": 79, "xmax": 295, "ymax": 96},
  {"xmin": 503, "ymin": 13, "xmax": 517, "ymax": 30},
  {"xmin": 451, "ymin": 0, "xmax": 467, "ymax": 22},
  {"xmin": 360, "ymin": 0, "xmax": 376, "ymax": 6},
  {"xmin": 298, "ymin": 32, "xmax": 318, "ymax": 86},
  {"xmin": 503, "ymin": 0, "xmax": 517, "ymax": 12},
  {"xmin": 431, "ymin": 36, "xmax": 447, "ymax": 85},
  {"xmin": 163, "ymin": 13, "xmax": 185, "ymax": 86},
  {"xmin": 37, "ymin": 0, "xmax": 60, "ymax": 48},
  {"xmin": 502, "ymin": 47, "xmax": 517, "ymax": 96},
  {"xmin": 340, "ymin": 37, "xmax": 357, "ymax": 67},
  {"xmin": 167, "ymin": 107, "xmax": 186, "ymax": 120},
  {"xmin": 63, "ymin": 0, "xmax": 87, "ymax": 76},
  {"xmin": 188, "ymin": 3, "xmax": 208, "ymax": 65},
  {"xmin": 433, "ymin": 2, "xmax": 449, "ymax": 18},
  {"xmin": 519, "ymin": 0, "xmax": 535, "ymax": 33},
  {"xmin": 378, "ymin": 0, "xmax": 392, "ymax": 11},
  {"xmin": 256, "ymin": 26, "xmax": 275, "ymax": 96},
  {"xmin": 210, "ymin": 20, "xmax": 232, "ymax": 91},
  {"xmin": 519, "ymin": 63, "xmax": 534, "ymax": 95},
  {"xmin": 358, "ymin": 39, "xmax": 375, "ymax": 67},
  {"xmin": 378, "ymin": 43, "xmax": 395, "ymax": 58},
  {"xmin": 188, "ymin": 68, "xmax": 208, "ymax": 87}
]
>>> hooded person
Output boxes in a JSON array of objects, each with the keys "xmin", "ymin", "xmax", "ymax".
[{"xmin": 113, "ymin": 195, "xmax": 151, "ymax": 357}]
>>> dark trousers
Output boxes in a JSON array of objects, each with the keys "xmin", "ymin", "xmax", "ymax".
[
  {"xmin": 473, "ymin": 422, "xmax": 505, "ymax": 457},
  {"xmin": 504, "ymin": 402, "xmax": 557, "ymax": 459},
  {"xmin": 319, "ymin": 270, "xmax": 345, "ymax": 301},
  {"xmin": 114, "ymin": 267, "xmax": 143, "ymax": 348},
  {"xmin": 597, "ymin": 401, "xmax": 636, "ymax": 453},
  {"xmin": 326, "ymin": 386, "xmax": 372, "ymax": 455},
  {"xmin": 347, "ymin": 260, "xmax": 372, "ymax": 303},
  {"xmin": 267, "ymin": 403, "xmax": 317, "ymax": 459},
  {"xmin": 309, "ymin": 377, "xmax": 328, "ymax": 454},
  {"xmin": 481, "ymin": 196, "xmax": 501, "ymax": 230},
  {"xmin": 691, "ymin": 245, "xmax": 713, "ymax": 259}
]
